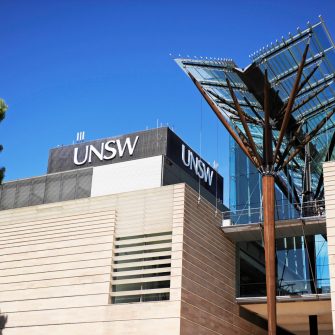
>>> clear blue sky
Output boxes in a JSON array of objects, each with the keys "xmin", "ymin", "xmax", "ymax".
[{"xmin": 1, "ymin": 0, "xmax": 334, "ymax": 205}]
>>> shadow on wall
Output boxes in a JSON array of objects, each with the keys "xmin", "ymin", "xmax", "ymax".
[{"xmin": 0, "ymin": 311, "xmax": 7, "ymax": 335}]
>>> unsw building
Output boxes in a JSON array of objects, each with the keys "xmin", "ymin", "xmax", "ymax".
[
  {"xmin": 0, "ymin": 127, "xmax": 273, "ymax": 335},
  {"xmin": 3, "ymin": 127, "xmax": 335, "ymax": 334}
]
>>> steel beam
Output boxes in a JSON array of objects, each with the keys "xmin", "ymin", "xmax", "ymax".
[
  {"xmin": 273, "ymin": 52, "xmax": 323, "ymax": 85},
  {"xmin": 296, "ymin": 97, "xmax": 335, "ymax": 123},
  {"xmin": 276, "ymin": 123, "xmax": 304, "ymax": 171},
  {"xmin": 200, "ymin": 80, "xmax": 247, "ymax": 91},
  {"xmin": 227, "ymin": 78, "xmax": 263, "ymax": 167},
  {"xmin": 273, "ymin": 41, "xmax": 310, "ymax": 162},
  {"xmin": 244, "ymin": 97, "xmax": 265, "ymax": 124},
  {"xmin": 296, "ymin": 74, "xmax": 334, "ymax": 100},
  {"xmin": 291, "ymin": 82, "xmax": 331, "ymax": 114},
  {"xmin": 208, "ymin": 90, "xmax": 263, "ymax": 125},
  {"xmin": 283, "ymin": 165, "xmax": 301, "ymax": 206},
  {"xmin": 297, "ymin": 63, "xmax": 320, "ymax": 93},
  {"xmin": 282, "ymin": 108, "xmax": 335, "ymax": 169},
  {"xmin": 264, "ymin": 70, "xmax": 273, "ymax": 167},
  {"xmin": 181, "ymin": 60, "xmax": 235, "ymax": 70},
  {"xmin": 188, "ymin": 72, "xmax": 261, "ymax": 168}
]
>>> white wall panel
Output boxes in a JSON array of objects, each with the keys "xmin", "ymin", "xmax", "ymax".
[{"xmin": 91, "ymin": 156, "xmax": 162, "ymax": 197}]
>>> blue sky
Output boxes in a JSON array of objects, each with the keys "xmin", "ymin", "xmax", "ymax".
[{"xmin": 1, "ymin": 0, "xmax": 335, "ymax": 205}]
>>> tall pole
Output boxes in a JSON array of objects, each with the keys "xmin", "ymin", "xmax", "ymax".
[
  {"xmin": 262, "ymin": 174, "xmax": 276, "ymax": 335},
  {"xmin": 263, "ymin": 69, "xmax": 277, "ymax": 334}
]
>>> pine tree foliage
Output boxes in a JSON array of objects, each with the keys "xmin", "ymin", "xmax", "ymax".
[{"xmin": 0, "ymin": 99, "xmax": 8, "ymax": 184}]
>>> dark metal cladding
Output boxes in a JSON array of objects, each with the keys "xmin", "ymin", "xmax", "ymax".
[
  {"xmin": 165, "ymin": 129, "xmax": 223, "ymax": 203},
  {"xmin": 47, "ymin": 127, "xmax": 224, "ymax": 203},
  {"xmin": 47, "ymin": 128, "xmax": 169, "ymax": 174}
]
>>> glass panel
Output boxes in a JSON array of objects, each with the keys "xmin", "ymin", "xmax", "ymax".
[
  {"xmin": 238, "ymin": 235, "xmax": 330, "ymax": 297},
  {"xmin": 112, "ymin": 292, "xmax": 169, "ymax": 304},
  {"xmin": 112, "ymin": 280, "xmax": 170, "ymax": 292},
  {"xmin": 229, "ymin": 142, "xmax": 298, "ymax": 224},
  {"xmin": 316, "ymin": 234, "xmax": 330, "ymax": 293}
]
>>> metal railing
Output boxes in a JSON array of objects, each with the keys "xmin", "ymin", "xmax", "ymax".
[
  {"xmin": 239, "ymin": 278, "xmax": 330, "ymax": 298},
  {"xmin": 223, "ymin": 199, "xmax": 325, "ymax": 225}
]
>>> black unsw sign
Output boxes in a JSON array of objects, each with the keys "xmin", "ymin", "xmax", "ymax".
[
  {"xmin": 47, "ymin": 130, "xmax": 156, "ymax": 174},
  {"xmin": 47, "ymin": 128, "xmax": 223, "ymax": 200}
]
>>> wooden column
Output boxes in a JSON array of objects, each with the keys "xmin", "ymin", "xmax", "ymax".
[{"xmin": 262, "ymin": 174, "xmax": 277, "ymax": 335}]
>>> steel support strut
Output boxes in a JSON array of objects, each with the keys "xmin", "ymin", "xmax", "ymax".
[{"xmin": 262, "ymin": 174, "xmax": 277, "ymax": 335}]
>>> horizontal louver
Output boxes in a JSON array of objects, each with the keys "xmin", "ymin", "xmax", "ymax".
[{"xmin": 111, "ymin": 231, "xmax": 172, "ymax": 304}]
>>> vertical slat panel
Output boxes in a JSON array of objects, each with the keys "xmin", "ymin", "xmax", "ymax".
[{"xmin": 180, "ymin": 185, "xmax": 267, "ymax": 335}]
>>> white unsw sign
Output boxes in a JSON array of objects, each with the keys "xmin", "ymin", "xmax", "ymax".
[
  {"xmin": 181, "ymin": 144, "xmax": 214, "ymax": 186},
  {"xmin": 74, "ymin": 136, "xmax": 139, "ymax": 165}
]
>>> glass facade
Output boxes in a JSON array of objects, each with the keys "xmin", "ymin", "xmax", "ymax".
[
  {"xmin": 316, "ymin": 234, "xmax": 330, "ymax": 292},
  {"xmin": 238, "ymin": 235, "xmax": 330, "ymax": 297},
  {"xmin": 229, "ymin": 138, "xmax": 297, "ymax": 225},
  {"xmin": 231, "ymin": 141, "xmax": 330, "ymax": 297}
]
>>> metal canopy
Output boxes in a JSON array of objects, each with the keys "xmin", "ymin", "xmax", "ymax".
[
  {"xmin": 175, "ymin": 17, "xmax": 335, "ymax": 205},
  {"xmin": 221, "ymin": 216, "xmax": 326, "ymax": 242}
]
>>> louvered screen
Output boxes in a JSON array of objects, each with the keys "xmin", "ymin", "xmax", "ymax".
[
  {"xmin": 111, "ymin": 231, "xmax": 172, "ymax": 304},
  {"xmin": 29, "ymin": 177, "xmax": 46, "ymax": 206},
  {"xmin": 60, "ymin": 172, "xmax": 77, "ymax": 201},
  {"xmin": 44, "ymin": 175, "xmax": 61, "ymax": 203},
  {"xmin": 15, "ymin": 181, "xmax": 31, "ymax": 208},
  {"xmin": 76, "ymin": 170, "xmax": 92, "ymax": 199},
  {"xmin": 0, "ymin": 183, "xmax": 16, "ymax": 210},
  {"xmin": 0, "ymin": 168, "xmax": 93, "ymax": 211}
]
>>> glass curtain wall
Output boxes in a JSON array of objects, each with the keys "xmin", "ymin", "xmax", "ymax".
[
  {"xmin": 230, "ymin": 138, "xmax": 330, "ymax": 296},
  {"xmin": 229, "ymin": 137, "xmax": 296, "ymax": 224},
  {"xmin": 237, "ymin": 235, "xmax": 330, "ymax": 297}
]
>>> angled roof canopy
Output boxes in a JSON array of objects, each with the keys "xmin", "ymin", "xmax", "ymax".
[{"xmin": 176, "ymin": 17, "xmax": 335, "ymax": 206}]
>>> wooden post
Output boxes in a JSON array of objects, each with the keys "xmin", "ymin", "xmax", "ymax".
[{"xmin": 262, "ymin": 174, "xmax": 277, "ymax": 335}]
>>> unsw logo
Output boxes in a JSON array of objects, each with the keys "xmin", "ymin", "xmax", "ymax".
[
  {"xmin": 181, "ymin": 144, "xmax": 214, "ymax": 186},
  {"xmin": 73, "ymin": 136, "xmax": 139, "ymax": 165}
]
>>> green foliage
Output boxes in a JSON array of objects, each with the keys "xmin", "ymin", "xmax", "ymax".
[
  {"xmin": 0, "ymin": 99, "xmax": 7, "ymax": 122},
  {"xmin": 0, "ymin": 168, "xmax": 4, "ymax": 184},
  {"xmin": 0, "ymin": 99, "xmax": 7, "ymax": 184}
]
